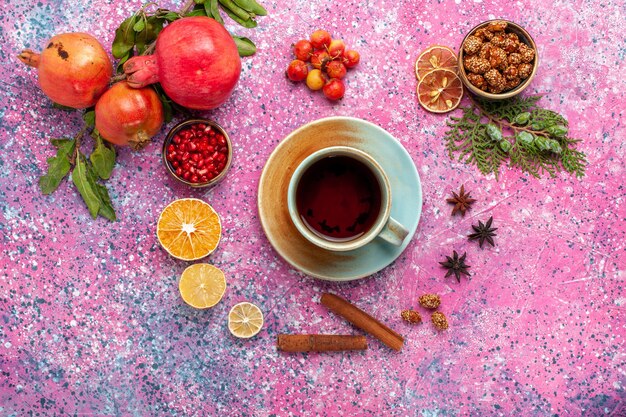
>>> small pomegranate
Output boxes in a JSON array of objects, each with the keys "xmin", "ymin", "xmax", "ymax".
[
  {"xmin": 95, "ymin": 81, "xmax": 164, "ymax": 150},
  {"xmin": 17, "ymin": 33, "xmax": 112, "ymax": 109},
  {"xmin": 123, "ymin": 17, "xmax": 241, "ymax": 110}
]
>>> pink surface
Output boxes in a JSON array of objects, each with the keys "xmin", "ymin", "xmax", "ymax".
[{"xmin": 1, "ymin": 0, "xmax": 625, "ymax": 415}]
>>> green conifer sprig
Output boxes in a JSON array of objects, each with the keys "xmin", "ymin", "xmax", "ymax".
[{"xmin": 444, "ymin": 95, "xmax": 587, "ymax": 179}]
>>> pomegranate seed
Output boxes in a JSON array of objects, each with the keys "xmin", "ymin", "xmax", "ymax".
[
  {"xmin": 172, "ymin": 161, "xmax": 179, "ymax": 168},
  {"xmin": 191, "ymin": 175, "xmax": 199, "ymax": 183},
  {"xmin": 183, "ymin": 171, "xmax": 191, "ymax": 180},
  {"xmin": 175, "ymin": 167, "xmax": 183, "ymax": 176}
]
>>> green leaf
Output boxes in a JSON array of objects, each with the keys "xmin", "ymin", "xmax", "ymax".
[
  {"xmin": 232, "ymin": 36, "xmax": 256, "ymax": 57},
  {"xmin": 90, "ymin": 135, "xmax": 116, "ymax": 180},
  {"xmin": 51, "ymin": 138, "xmax": 76, "ymax": 155},
  {"xmin": 136, "ymin": 17, "xmax": 164, "ymax": 54},
  {"xmin": 87, "ymin": 164, "xmax": 116, "ymax": 221},
  {"xmin": 133, "ymin": 18, "xmax": 146, "ymax": 32},
  {"xmin": 206, "ymin": 0, "xmax": 224, "ymax": 24},
  {"xmin": 116, "ymin": 51, "xmax": 133, "ymax": 74},
  {"xmin": 39, "ymin": 139, "xmax": 76, "ymax": 195},
  {"xmin": 72, "ymin": 154, "xmax": 100, "ymax": 219},
  {"xmin": 219, "ymin": 2, "xmax": 257, "ymax": 27},
  {"xmin": 83, "ymin": 110, "xmax": 95, "ymax": 128},
  {"xmin": 162, "ymin": 11, "xmax": 180, "ymax": 21},
  {"xmin": 233, "ymin": 0, "xmax": 267, "ymax": 16},
  {"xmin": 194, "ymin": 0, "xmax": 206, "ymax": 3},
  {"xmin": 187, "ymin": 8, "xmax": 208, "ymax": 17},
  {"xmin": 112, "ymin": 16, "xmax": 137, "ymax": 59}
]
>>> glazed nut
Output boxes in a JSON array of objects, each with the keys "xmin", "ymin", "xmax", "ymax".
[
  {"xmin": 506, "ymin": 77, "xmax": 522, "ymax": 90},
  {"xmin": 508, "ymin": 52, "xmax": 522, "ymax": 66},
  {"xmin": 464, "ymin": 55, "xmax": 491, "ymax": 75},
  {"xmin": 487, "ymin": 46, "xmax": 508, "ymax": 70},
  {"xmin": 467, "ymin": 73, "xmax": 487, "ymax": 90},
  {"xmin": 518, "ymin": 63, "xmax": 533, "ymax": 79},
  {"xmin": 503, "ymin": 65, "xmax": 519, "ymax": 80},
  {"xmin": 484, "ymin": 68, "xmax": 506, "ymax": 88},
  {"xmin": 419, "ymin": 294, "xmax": 442, "ymax": 309},
  {"xmin": 401, "ymin": 310, "xmax": 422, "ymax": 324},
  {"xmin": 431, "ymin": 311, "xmax": 449, "ymax": 330},
  {"xmin": 486, "ymin": 20, "xmax": 508, "ymax": 32},
  {"xmin": 502, "ymin": 37, "xmax": 520, "ymax": 53},
  {"xmin": 490, "ymin": 34, "xmax": 507, "ymax": 48},
  {"xmin": 475, "ymin": 27, "xmax": 494, "ymax": 41},
  {"xmin": 463, "ymin": 35, "xmax": 483, "ymax": 55},
  {"xmin": 518, "ymin": 43, "xmax": 535, "ymax": 63},
  {"xmin": 506, "ymin": 32, "xmax": 519, "ymax": 42}
]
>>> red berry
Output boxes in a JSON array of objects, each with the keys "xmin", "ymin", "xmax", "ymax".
[
  {"xmin": 326, "ymin": 61, "xmax": 347, "ymax": 79},
  {"xmin": 310, "ymin": 50, "xmax": 330, "ymax": 70},
  {"xmin": 343, "ymin": 50, "xmax": 360, "ymax": 68},
  {"xmin": 306, "ymin": 69, "xmax": 326, "ymax": 91},
  {"xmin": 327, "ymin": 39, "xmax": 345, "ymax": 59},
  {"xmin": 293, "ymin": 39, "xmax": 313, "ymax": 61},
  {"xmin": 310, "ymin": 30, "xmax": 331, "ymax": 49},
  {"xmin": 286, "ymin": 60, "xmax": 308, "ymax": 81},
  {"xmin": 322, "ymin": 78, "xmax": 345, "ymax": 101}
]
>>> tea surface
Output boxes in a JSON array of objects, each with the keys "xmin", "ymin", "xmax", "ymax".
[{"xmin": 296, "ymin": 156, "xmax": 381, "ymax": 241}]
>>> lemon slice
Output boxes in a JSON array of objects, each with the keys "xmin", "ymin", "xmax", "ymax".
[
  {"xmin": 156, "ymin": 198, "xmax": 221, "ymax": 261},
  {"xmin": 228, "ymin": 302, "xmax": 264, "ymax": 338},
  {"xmin": 179, "ymin": 263, "xmax": 226, "ymax": 309}
]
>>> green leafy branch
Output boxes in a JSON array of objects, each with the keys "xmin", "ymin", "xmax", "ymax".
[
  {"xmin": 444, "ymin": 95, "xmax": 587, "ymax": 179},
  {"xmin": 39, "ymin": 111, "xmax": 117, "ymax": 221}
]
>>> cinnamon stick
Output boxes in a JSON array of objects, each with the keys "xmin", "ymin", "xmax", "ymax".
[
  {"xmin": 320, "ymin": 293, "xmax": 404, "ymax": 351},
  {"xmin": 277, "ymin": 334, "xmax": 367, "ymax": 352}
]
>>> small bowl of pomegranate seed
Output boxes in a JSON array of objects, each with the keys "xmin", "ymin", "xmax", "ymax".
[{"xmin": 163, "ymin": 118, "xmax": 233, "ymax": 188}]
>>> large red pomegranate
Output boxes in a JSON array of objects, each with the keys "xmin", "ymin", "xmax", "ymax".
[
  {"xmin": 95, "ymin": 81, "xmax": 164, "ymax": 150},
  {"xmin": 123, "ymin": 17, "xmax": 241, "ymax": 110},
  {"xmin": 18, "ymin": 33, "xmax": 112, "ymax": 109}
]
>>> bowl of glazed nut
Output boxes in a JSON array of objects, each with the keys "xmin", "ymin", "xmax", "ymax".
[{"xmin": 459, "ymin": 20, "xmax": 538, "ymax": 99}]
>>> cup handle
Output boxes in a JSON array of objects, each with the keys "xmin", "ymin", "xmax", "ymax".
[{"xmin": 377, "ymin": 216, "xmax": 409, "ymax": 246}]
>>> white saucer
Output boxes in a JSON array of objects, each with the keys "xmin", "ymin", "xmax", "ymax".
[{"xmin": 257, "ymin": 116, "xmax": 422, "ymax": 281}]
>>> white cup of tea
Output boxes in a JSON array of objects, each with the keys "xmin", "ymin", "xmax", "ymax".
[{"xmin": 287, "ymin": 146, "xmax": 409, "ymax": 252}]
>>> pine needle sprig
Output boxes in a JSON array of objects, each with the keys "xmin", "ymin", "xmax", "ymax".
[{"xmin": 443, "ymin": 94, "xmax": 587, "ymax": 179}]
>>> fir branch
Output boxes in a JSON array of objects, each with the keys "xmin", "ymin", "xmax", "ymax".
[{"xmin": 444, "ymin": 94, "xmax": 587, "ymax": 179}]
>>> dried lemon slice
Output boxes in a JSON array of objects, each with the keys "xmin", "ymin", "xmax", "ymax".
[
  {"xmin": 417, "ymin": 69, "xmax": 464, "ymax": 113},
  {"xmin": 179, "ymin": 263, "xmax": 226, "ymax": 309},
  {"xmin": 228, "ymin": 302, "xmax": 264, "ymax": 339},
  {"xmin": 415, "ymin": 45, "xmax": 458, "ymax": 80},
  {"xmin": 156, "ymin": 198, "xmax": 221, "ymax": 261}
]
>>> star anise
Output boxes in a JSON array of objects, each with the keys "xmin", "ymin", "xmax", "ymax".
[
  {"xmin": 446, "ymin": 185, "xmax": 476, "ymax": 217},
  {"xmin": 439, "ymin": 250, "xmax": 471, "ymax": 282},
  {"xmin": 468, "ymin": 216, "xmax": 498, "ymax": 248}
]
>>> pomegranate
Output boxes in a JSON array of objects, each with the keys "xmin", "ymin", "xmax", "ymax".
[
  {"xmin": 123, "ymin": 17, "xmax": 241, "ymax": 110},
  {"xmin": 17, "ymin": 33, "xmax": 112, "ymax": 109},
  {"xmin": 95, "ymin": 81, "xmax": 164, "ymax": 150}
]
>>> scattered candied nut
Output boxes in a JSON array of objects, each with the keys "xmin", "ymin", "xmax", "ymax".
[
  {"xmin": 431, "ymin": 311, "xmax": 449, "ymax": 330},
  {"xmin": 401, "ymin": 310, "xmax": 422, "ymax": 324},
  {"xmin": 508, "ymin": 52, "xmax": 522, "ymax": 66},
  {"xmin": 518, "ymin": 63, "xmax": 533, "ymax": 79},
  {"xmin": 464, "ymin": 55, "xmax": 491, "ymax": 74},
  {"xmin": 419, "ymin": 294, "xmax": 441, "ymax": 309},
  {"xmin": 463, "ymin": 35, "xmax": 483, "ymax": 55},
  {"xmin": 518, "ymin": 43, "xmax": 535, "ymax": 63},
  {"xmin": 467, "ymin": 73, "xmax": 487, "ymax": 90}
]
